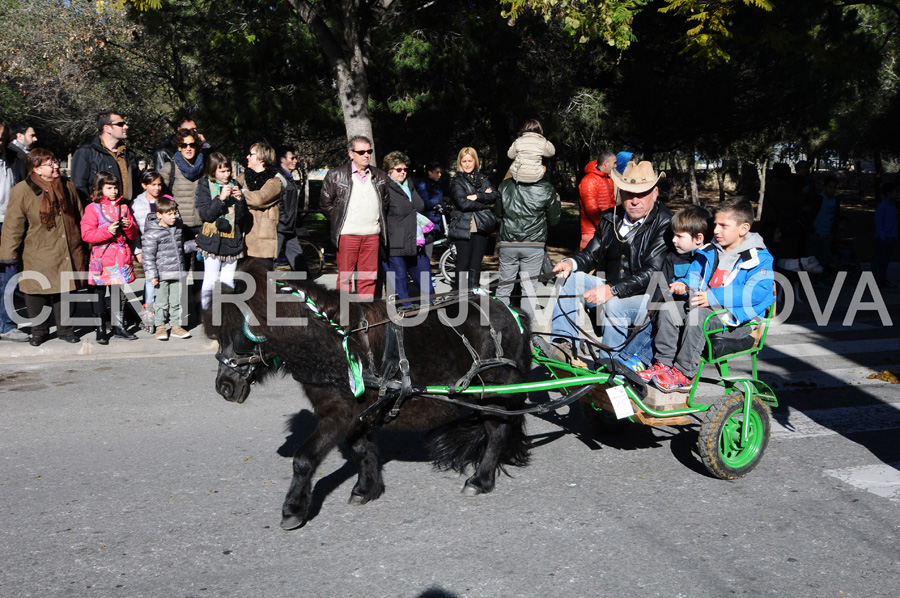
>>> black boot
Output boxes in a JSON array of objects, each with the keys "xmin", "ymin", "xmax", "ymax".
[
  {"xmin": 96, "ymin": 326, "xmax": 109, "ymax": 345},
  {"xmin": 111, "ymin": 326, "xmax": 138, "ymax": 340}
]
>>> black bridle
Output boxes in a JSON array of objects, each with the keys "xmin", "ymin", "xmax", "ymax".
[{"xmin": 215, "ymin": 314, "xmax": 280, "ymax": 380}]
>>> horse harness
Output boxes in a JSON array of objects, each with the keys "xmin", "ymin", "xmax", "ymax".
[
  {"xmin": 353, "ymin": 299, "xmax": 521, "ymax": 426},
  {"xmin": 229, "ymin": 282, "xmax": 525, "ymax": 427}
]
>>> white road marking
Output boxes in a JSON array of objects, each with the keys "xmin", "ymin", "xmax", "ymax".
[
  {"xmin": 771, "ymin": 404, "xmax": 900, "ymax": 439},
  {"xmin": 761, "ymin": 338, "xmax": 900, "ymax": 359},
  {"xmin": 825, "ymin": 463, "xmax": 900, "ymax": 503}
]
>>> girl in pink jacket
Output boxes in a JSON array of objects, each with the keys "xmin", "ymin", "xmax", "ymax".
[{"xmin": 80, "ymin": 171, "xmax": 140, "ymax": 344}]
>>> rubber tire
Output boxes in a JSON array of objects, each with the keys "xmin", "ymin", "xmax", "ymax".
[
  {"xmin": 580, "ymin": 399, "xmax": 632, "ymax": 435},
  {"xmin": 698, "ymin": 391, "xmax": 771, "ymax": 479},
  {"xmin": 439, "ymin": 246, "xmax": 457, "ymax": 285}
]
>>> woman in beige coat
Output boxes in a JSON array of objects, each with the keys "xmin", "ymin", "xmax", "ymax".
[
  {"xmin": 0, "ymin": 148, "xmax": 86, "ymax": 345},
  {"xmin": 240, "ymin": 142, "xmax": 281, "ymax": 265}
]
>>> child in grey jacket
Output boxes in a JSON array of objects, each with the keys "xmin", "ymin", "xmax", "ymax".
[{"xmin": 142, "ymin": 196, "xmax": 195, "ymax": 340}]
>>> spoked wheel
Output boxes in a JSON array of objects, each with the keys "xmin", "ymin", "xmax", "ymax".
[
  {"xmin": 439, "ymin": 246, "xmax": 457, "ymax": 285},
  {"xmin": 698, "ymin": 391, "xmax": 771, "ymax": 479}
]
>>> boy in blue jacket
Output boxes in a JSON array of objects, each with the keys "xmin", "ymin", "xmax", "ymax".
[{"xmin": 640, "ymin": 198, "xmax": 774, "ymax": 392}]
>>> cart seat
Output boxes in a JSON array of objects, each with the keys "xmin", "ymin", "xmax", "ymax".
[{"xmin": 705, "ymin": 333, "xmax": 756, "ymax": 360}]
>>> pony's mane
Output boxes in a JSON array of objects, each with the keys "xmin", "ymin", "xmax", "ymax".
[{"xmin": 204, "ymin": 259, "xmax": 390, "ymax": 341}]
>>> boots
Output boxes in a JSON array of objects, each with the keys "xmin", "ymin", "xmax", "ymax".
[
  {"xmin": 111, "ymin": 326, "xmax": 138, "ymax": 340},
  {"xmin": 95, "ymin": 326, "xmax": 109, "ymax": 345}
]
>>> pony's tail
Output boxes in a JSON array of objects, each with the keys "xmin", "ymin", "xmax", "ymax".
[{"xmin": 427, "ymin": 414, "xmax": 530, "ymax": 474}]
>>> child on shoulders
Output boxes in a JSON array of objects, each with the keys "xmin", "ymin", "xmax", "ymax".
[
  {"xmin": 142, "ymin": 196, "xmax": 194, "ymax": 340},
  {"xmin": 640, "ymin": 199, "xmax": 774, "ymax": 392},
  {"xmin": 507, "ymin": 119, "xmax": 555, "ymax": 184}
]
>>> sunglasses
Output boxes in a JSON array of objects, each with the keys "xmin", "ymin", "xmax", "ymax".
[
  {"xmin": 351, "ymin": 149, "xmax": 374, "ymax": 155},
  {"xmin": 179, "ymin": 142, "xmax": 200, "ymax": 149},
  {"xmin": 393, "ymin": 167, "xmax": 409, "ymax": 173},
  {"xmin": 109, "ymin": 121, "xmax": 127, "ymax": 127}
]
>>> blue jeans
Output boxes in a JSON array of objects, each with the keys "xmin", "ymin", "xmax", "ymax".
[
  {"xmin": 0, "ymin": 261, "xmax": 17, "ymax": 334},
  {"xmin": 550, "ymin": 271, "xmax": 652, "ymax": 363},
  {"xmin": 382, "ymin": 249, "xmax": 435, "ymax": 302}
]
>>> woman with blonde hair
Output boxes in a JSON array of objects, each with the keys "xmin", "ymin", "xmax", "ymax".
[{"xmin": 447, "ymin": 147, "xmax": 495, "ymax": 289}]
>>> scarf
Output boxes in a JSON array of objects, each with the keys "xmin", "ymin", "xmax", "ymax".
[
  {"xmin": 30, "ymin": 172, "xmax": 71, "ymax": 231},
  {"xmin": 244, "ymin": 165, "xmax": 279, "ymax": 191},
  {"xmin": 462, "ymin": 170, "xmax": 487, "ymax": 192},
  {"xmin": 173, "ymin": 151, "xmax": 205, "ymax": 182}
]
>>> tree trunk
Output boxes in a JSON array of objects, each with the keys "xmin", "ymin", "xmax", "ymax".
[
  {"xmin": 755, "ymin": 157, "xmax": 769, "ymax": 221},
  {"xmin": 716, "ymin": 159, "xmax": 725, "ymax": 203},
  {"xmin": 687, "ymin": 152, "xmax": 699, "ymax": 205},
  {"xmin": 289, "ymin": 0, "xmax": 388, "ymax": 159},
  {"xmin": 875, "ymin": 149, "xmax": 884, "ymax": 191}
]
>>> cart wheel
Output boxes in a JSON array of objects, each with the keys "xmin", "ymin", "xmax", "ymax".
[
  {"xmin": 698, "ymin": 391, "xmax": 771, "ymax": 479},
  {"xmin": 439, "ymin": 246, "xmax": 456, "ymax": 285},
  {"xmin": 580, "ymin": 400, "xmax": 632, "ymax": 435}
]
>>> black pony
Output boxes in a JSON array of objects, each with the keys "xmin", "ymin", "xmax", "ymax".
[{"xmin": 207, "ymin": 261, "xmax": 532, "ymax": 529}]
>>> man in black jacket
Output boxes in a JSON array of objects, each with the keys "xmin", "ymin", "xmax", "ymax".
[
  {"xmin": 70, "ymin": 110, "xmax": 140, "ymax": 203},
  {"xmin": 546, "ymin": 160, "xmax": 671, "ymax": 365},
  {"xmin": 275, "ymin": 146, "xmax": 303, "ymax": 271}
]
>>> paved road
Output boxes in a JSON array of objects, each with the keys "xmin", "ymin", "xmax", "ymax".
[{"xmin": 1, "ymin": 271, "xmax": 899, "ymax": 597}]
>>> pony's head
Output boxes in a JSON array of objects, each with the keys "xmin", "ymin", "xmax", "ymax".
[
  {"xmin": 206, "ymin": 260, "xmax": 280, "ymax": 404},
  {"xmin": 213, "ymin": 312, "xmax": 277, "ymax": 403}
]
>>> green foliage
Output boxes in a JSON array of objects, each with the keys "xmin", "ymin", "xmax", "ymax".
[
  {"xmin": 501, "ymin": 0, "xmax": 774, "ymax": 64},
  {"xmin": 499, "ymin": 0, "xmax": 649, "ymax": 49}
]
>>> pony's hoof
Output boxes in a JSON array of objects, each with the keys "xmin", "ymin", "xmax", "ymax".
[
  {"xmin": 280, "ymin": 515, "xmax": 305, "ymax": 530},
  {"xmin": 348, "ymin": 494, "xmax": 370, "ymax": 506},
  {"xmin": 461, "ymin": 483, "xmax": 484, "ymax": 497}
]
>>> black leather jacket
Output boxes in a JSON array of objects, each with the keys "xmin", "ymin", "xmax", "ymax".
[
  {"xmin": 573, "ymin": 201, "xmax": 673, "ymax": 298},
  {"xmin": 319, "ymin": 162, "xmax": 389, "ymax": 248},
  {"xmin": 70, "ymin": 135, "xmax": 140, "ymax": 202}
]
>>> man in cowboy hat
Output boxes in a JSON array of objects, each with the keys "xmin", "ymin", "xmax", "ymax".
[{"xmin": 541, "ymin": 160, "xmax": 672, "ymax": 365}]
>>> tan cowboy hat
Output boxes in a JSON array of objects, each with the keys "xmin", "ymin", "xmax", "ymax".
[{"xmin": 610, "ymin": 160, "xmax": 665, "ymax": 193}]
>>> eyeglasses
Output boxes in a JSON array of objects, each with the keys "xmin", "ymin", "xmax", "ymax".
[
  {"xmin": 40, "ymin": 160, "xmax": 60, "ymax": 168},
  {"xmin": 109, "ymin": 121, "xmax": 127, "ymax": 128},
  {"xmin": 248, "ymin": 152, "xmax": 258, "ymax": 157},
  {"xmin": 393, "ymin": 167, "xmax": 408, "ymax": 173},
  {"xmin": 179, "ymin": 142, "xmax": 199, "ymax": 149},
  {"xmin": 351, "ymin": 149, "xmax": 374, "ymax": 155}
]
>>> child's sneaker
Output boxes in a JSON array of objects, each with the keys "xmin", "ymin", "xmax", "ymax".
[
  {"xmin": 170, "ymin": 326, "xmax": 192, "ymax": 339},
  {"xmin": 615, "ymin": 354, "xmax": 647, "ymax": 373},
  {"xmin": 155, "ymin": 327, "xmax": 169, "ymax": 341},
  {"xmin": 653, "ymin": 366, "xmax": 693, "ymax": 393},
  {"xmin": 638, "ymin": 362, "xmax": 669, "ymax": 382}
]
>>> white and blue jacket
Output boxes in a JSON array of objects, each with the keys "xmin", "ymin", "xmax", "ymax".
[{"xmin": 686, "ymin": 233, "xmax": 774, "ymax": 326}]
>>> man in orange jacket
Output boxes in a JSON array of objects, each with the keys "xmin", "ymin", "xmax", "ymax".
[{"xmin": 578, "ymin": 151, "xmax": 616, "ymax": 250}]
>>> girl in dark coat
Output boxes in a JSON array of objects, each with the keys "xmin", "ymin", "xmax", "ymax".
[
  {"xmin": 194, "ymin": 152, "xmax": 247, "ymax": 310},
  {"xmin": 448, "ymin": 147, "xmax": 495, "ymax": 289},
  {"xmin": 381, "ymin": 151, "xmax": 435, "ymax": 301}
]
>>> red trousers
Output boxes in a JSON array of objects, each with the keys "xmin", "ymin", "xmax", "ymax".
[{"xmin": 336, "ymin": 234, "xmax": 380, "ymax": 299}]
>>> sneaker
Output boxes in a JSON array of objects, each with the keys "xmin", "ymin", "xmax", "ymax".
[
  {"xmin": 616, "ymin": 354, "xmax": 647, "ymax": 373},
  {"xmin": 1, "ymin": 328, "xmax": 31, "ymax": 342},
  {"xmin": 170, "ymin": 325, "xmax": 192, "ymax": 339},
  {"xmin": 156, "ymin": 327, "xmax": 169, "ymax": 341},
  {"xmin": 653, "ymin": 366, "xmax": 693, "ymax": 393},
  {"xmin": 637, "ymin": 362, "xmax": 670, "ymax": 382}
]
